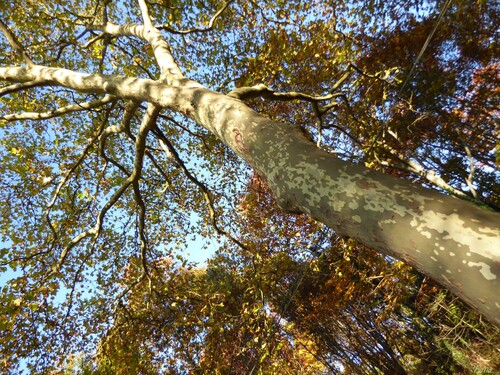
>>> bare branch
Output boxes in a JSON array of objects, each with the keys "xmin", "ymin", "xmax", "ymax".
[
  {"xmin": 46, "ymin": 102, "xmax": 162, "ymax": 277},
  {"xmin": 0, "ymin": 80, "xmax": 47, "ymax": 96},
  {"xmin": 228, "ymin": 67, "xmax": 352, "ymax": 106},
  {"xmin": 312, "ymin": 102, "xmax": 323, "ymax": 148},
  {"xmin": 46, "ymin": 103, "xmax": 142, "ymax": 278},
  {"xmin": 0, "ymin": 65, "xmax": 191, "ymax": 107},
  {"xmin": 154, "ymin": 127, "xmax": 248, "ymax": 251},
  {"xmin": 0, "ymin": 18, "xmax": 34, "ymax": 66},
  {"xmin": 157, "ymin": 0, "xmax": 234, "ymax": 34},
  {"xmin": 45, "ymin": 104, "xmax": 116, "ymax": 257},
  {"xmin": 122, "ymin": 105, "xmax": 173, "ymax": 186},
  {"xmin": 349, "ymin": 62, "xmax": 397, "ymax": 85},
  {"xmin": 377, "ymin": 145, "xmax": 473, "ymax": 201},
  {"xmin": 330, "ymin": 69, "xmax": 353, "ymax": 93},
  {"xmin": 144, "ymin": 149, "xmax": 172, "ymax": 190},
  {"xmin": 98, "ymin": 100, "xmax": 139, "ymax": 175},
  {"xmin": 51, "ymin": 29, "xmax": 90, "ymax": 64},
  {"xmin": 83, "ymin": 31, "xmax": 107, "ymax": 49},
  {"xmin": 321, "ymin": 120, "xmax": 363, "ymax": 147},
  {"xmin": 129, "ymin": 103, "xmax": 162, "ymax": 276},
  {"xmin": 50, "ymin": 169, "xmax": 137, "ymax": 278},
  {"xmin": 132, "ymin": 104, "xmax": 160, "ymax": 178},
  {"xmin": 157, "ymin": 112, "xmax": 213, "ymax": 152},
  {"xmin": 133, "ymin": 181, "xmax": 149, "ymax": 275},
  {"xmin": 463, "ymin": 144, "xmax": 478, "ymax": 199},
  {"xmin": 137, "ymin": 0, "xmax": 154, "ymax": 29},
  {"xmin": 46, "ymin": 120, "xmax": 107, "ymax": 227},
  {"xmin": 1, "ymin": 95, "xmax": 116, "ymax": 121},
  {"xmin": 89, "ymin": 13, "xmax": 183, "ymax": 79},
  {"xmin": 227, "ymin": 83, "xmax": 343, "ymax": 104}
]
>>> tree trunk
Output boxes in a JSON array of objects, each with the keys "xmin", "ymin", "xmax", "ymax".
[
  {"xmin": 1, "ymin": 65, "xmax": 499, "ymax": 325},
  {"xmin": 188, "ymin": 84, "xmax": 500, "ymax": 326}
]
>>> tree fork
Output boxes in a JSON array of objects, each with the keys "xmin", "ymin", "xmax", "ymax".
[{"xmin": 1, "ymin": 64, "xmax": 499, "ymax": 325}]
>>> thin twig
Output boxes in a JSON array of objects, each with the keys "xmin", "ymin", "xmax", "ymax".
[
  {"xmin": 154, "ymin": 127, "xmax": 248, "ymax": 251},
  {"xmin": 98, "ymin": 100, "xmax": 139, "ymax": 175},
  {"xmin": 45, "ymin": 109, "xmax": 112, "ymax": 241},
  {"xmin": 156, "ymin": 112, "xmax": 213, "ymax": 152},
  {"xmin": 48, "ymin": 103, "xmax": 159, "ymax": 278}
]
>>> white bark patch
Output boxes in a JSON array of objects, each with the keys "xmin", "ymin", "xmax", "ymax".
[
  {"xmin": 349, "ymin": 201, "xmax": 359, "ymax": 210},
  {"xmin": 420, "ymin": 230, "xmax": 432, "ymax": 239},
  {"xmin": 478, "ymin": 226, "xmax": 499, "ymax": 235},
  {"xmin": 467, "ymin": 261, "xmax": 496, "ymax": 280},
  {"xmin": 381, "ymin": 219, "xmax": 396, "ymax": 224},
  {"xmin": 410, "ymin": 212, "xmax": 500, "ymax": 259},
  {"xmin": 284, "ymin": 161, "xmax": 356, "ymax": 211}
]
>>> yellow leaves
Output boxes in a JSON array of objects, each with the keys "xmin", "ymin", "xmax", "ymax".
[
  {"xmin": 91, "ymin": 42, "xmax": 105, "ymax": 59},
  {"xmin": 132, "ymin": 56, "xmax": 142, "ymax": 65},
  {"xmin": 10, "ymin": 147, "xmax": 22, "ymax": 156},
  {"xmin": 145, "ymin": 47, "xmax": 154, "ymax": 58},
  {"xmin": 310, "ymin": 259, "xmax": 320, "ymax": 272},
  {"xmin": 394, "ymin": 260, "xmax": 405, "ymax": 269}
]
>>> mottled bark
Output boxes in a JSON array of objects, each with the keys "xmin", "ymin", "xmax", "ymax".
[
  {"xmin": 1, "ymin": 65, "xmax": 498, "ymax": 325},
  {"xmin": 189, "ymin": 88, "xmax": 500, "ymax": 326}
]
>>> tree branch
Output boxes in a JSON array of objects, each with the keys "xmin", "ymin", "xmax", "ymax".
[
  {"xmin": 1, "ymin": 95, "xmax": 116, "ymax": 121},
  {"xmin": 0, "ymin": 80, "xmax": 47, "ymax": 96},
  {"xmin": 228, "ymin": 67, "xmax": 352, "ymax": 107},
  {"xmin": 376, "ymin": 145, "xmax": 473, "ymax": 201},
  {"xmin": 89, "ymin": 20, "xmax": 183, "ymax": 80},
  {"xmin": 0, "ymin": 18, "xmax": 34, "ymax": 66},
  {"xmin": 98, "ymin": 100, "xmax": 138, "ymax": 175},
  {"xmin": 130, "ymin": 103, "xmax": 162, "ymax": 276},
  {"xmin": 0, "ymin": 64, "xmax": 182, "ymax": 105},
  {"xmin": 48, "ymin": 101, "xmax": 160, "ymax": 278},
  {"xmin": 157, "ymin": 112, "xmax": 212, "ymax": 152},
  {"xmin": 45, "ymin": 116, "xmax": 109, "ymax": 242},
  {"xmin": 227, "ymin": 83, "xmax": 344, "ymax": 104},
  {"xmin": 144, "ymin": 149, "xmax": 172, "ymax": 191},
  {"xmin": 154, "ymin": 127, "xmax": 248, "ymax": 251}
]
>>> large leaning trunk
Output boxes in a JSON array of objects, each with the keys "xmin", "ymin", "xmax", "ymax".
[
  {"xmin": 1, "ymin": 65, "xmax": 499, "ymax": 325},
  {"xmin": 188, "ymin": 86, "xmax": 500, "ymax": 326}
]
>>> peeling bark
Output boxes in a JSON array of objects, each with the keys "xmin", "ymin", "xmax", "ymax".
[{"xmin": 1, "ymin": 65, "xmax": 499, "ymax": 325}]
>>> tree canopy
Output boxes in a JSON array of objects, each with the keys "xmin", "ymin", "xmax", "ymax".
[{"xmin": 0, "ymin": 0, "xmax": 499, "ymax": 373}]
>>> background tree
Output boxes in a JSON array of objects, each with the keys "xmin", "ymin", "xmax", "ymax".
[{"xmin": 0, "ymin": 0, "xmax": 498, "ymax": 373}]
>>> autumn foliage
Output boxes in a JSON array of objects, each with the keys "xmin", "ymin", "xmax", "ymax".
[{"xmin": 0, "ymin": 0, "xmax": 499, "ymax": 373}]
